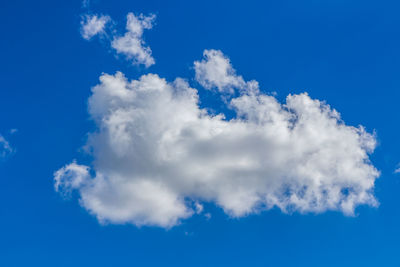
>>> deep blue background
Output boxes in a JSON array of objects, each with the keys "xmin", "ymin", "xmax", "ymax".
[{"xmin": 1, "ymin": 0, "xmax": 400, "ymax": 266}]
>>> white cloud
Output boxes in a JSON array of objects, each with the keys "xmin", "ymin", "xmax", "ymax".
[
  {"xmin": 0, "ymin": 135, "xmax": 13, "ymax": 158},
  {"xmin": 194, "ymin": 202, "xmax": 204, "ymax": 214},
  {"xmin": 111, "ymin": 13, "xmax": 156, "ymax": 67},
  {"xmin": 80, "ymin": 14, "xmax": 110, "ymax": 40},
  {"xmin": 194, "ymin": 49, "xmax": 247, "ymax": 94},
  {"xmin": 54, "ymin": 161, "xmax": 90, "ymax": 196},
  {"xmin": 54, "ymin": 49, "xmax": 379, "ymax": 228},
  {"xmin": 80, "ymin": 12, "xmax": 156, "ymax": 67}
]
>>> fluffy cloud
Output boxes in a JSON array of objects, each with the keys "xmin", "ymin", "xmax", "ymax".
[
  {"xmin": 54, "ymin": 161, "xmax": 90, "ymax": 196},
  {"xmin": 0, "ymin": 135, "xmax": 13, "ymax": 158},
  {"xmin": 54, "ymin": 50, "xmax": 379, "ymax": 228},
  {"xmin": 111, "ymin": 13, "xmax": 156, "ymax": 67},
  {"xmin": 194, "ymin": 49, "xmax": 246, "ymax": 94},
  {"xmin": 80, "ymin": 12, "xmax": 155, "ymax": 67},
  {"xmin": 80, "ymin": 14, "xmax": 110, "ymax": 40}
]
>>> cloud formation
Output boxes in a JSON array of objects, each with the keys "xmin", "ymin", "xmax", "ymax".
[
  {"xmin": 55, "ymin": 49, "xmax": 379, "ymax": 228},
  {"xmin": 80, "ymin": 12, "xmax": 156, "ymax": 67},
  {"xmin": 111, "ymin": 13, "xmax": 156, "ymax": 67},
  {"xmin": 80, "ymin": 14, "xmax": 110, "ymax": 40}
]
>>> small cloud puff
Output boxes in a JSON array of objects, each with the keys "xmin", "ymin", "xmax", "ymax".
[
  {"xmin": 80, "ymin": 14, "xmax": 111, "ymax": 40},
  {"xmin": 394, "ymin": 164, "xmax": 400, "ymax": 174},
  {"xmin": 111, "ymin": 13, "xmax": 156, "ymax": 67},
  {"xmin": 80, "ymin": 12, "xmax": 156, "ymax": 68},
  {"xmin": 194, "ymin": 49, "xmax": 246, "ymax": 94}
]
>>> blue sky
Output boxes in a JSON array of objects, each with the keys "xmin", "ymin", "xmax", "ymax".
[{"xmin": 2, "ymin": 0, "xmax": 400, "ymax": 266}]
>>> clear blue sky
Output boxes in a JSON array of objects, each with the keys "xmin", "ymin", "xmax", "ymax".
[{"xmin": 1, "ymin": 0, "xmax": 400, "ymax": 266}]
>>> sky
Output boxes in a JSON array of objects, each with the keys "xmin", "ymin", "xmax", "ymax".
[{"xmin": 1, "ymin": 0, "xmax": 400, "ymax": 266}]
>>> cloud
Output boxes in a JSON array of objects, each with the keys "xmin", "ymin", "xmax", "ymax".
[
  {"xmin": 54, "ymin": 50, "xmax": 379, "ymax": 228},
  {"xmin": 0, "ymin": 135, "xmax": 13, "ymax": 158},
  {"xmin": 54, "ymin": 161, "xmax": 90, "ymax": 196},
  {"xmin": 80, "ymin": 14, "xmax": 111, "ymax": 40},
  {"xmin": 194, "ymin": 49, "xmax": 246, "ymax": 94},
  {"xmin": 111, "ymin": 13, "xmax": 156, "ymax": 67},
  {"xmin": 80, "ymin": 12, "xmax": 156, "ymax": 67},
  {"xmin": 394, "ymin": 165, "xmax": 400, "ymax": 174},
  {"xmin": 194, "ymin": 202, "xmax": 204, "ymax": 214}
]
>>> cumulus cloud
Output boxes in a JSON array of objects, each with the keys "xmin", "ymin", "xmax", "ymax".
[
  {"xmin": 80, "ymin": 14, "xmax": 110, "ymax": 40},
  {"xmin": 0, "ymin": 135, "xmax": 13, "ymax": 158},
  {"xmin": 54, "ymin": 50, "xmax": 379, "ymax": 228},
  {"xmin": 111, "ymin": 13, "xmax": 156, "ymax": 67}
]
